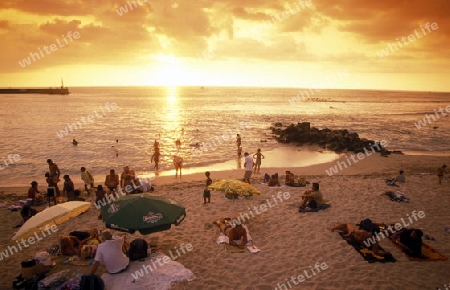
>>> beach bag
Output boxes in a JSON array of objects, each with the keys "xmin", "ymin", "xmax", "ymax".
[
  {"xmin": 299, "ymin": 177, "xmax": 306, "ymax": 186},
  {"xmin": 79, "ymin": 274, "xmax": 104, "ymax": 290},
  {"xmin": 128, "ymin": 238, "xmax": 148, "ymax": 261},
  {"xmin": 21, "ymin": 257, "xmax": 50, "ymax": 280},
  {"xmin": 38, "ymin": 269, "xmax": 70, "ymax": 289},
  {"xmin": 35, "ymin": 251, "xmax": 51, "ymax": 266}
]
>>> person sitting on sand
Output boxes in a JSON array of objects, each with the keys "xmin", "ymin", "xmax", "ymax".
[
  {"xmin": 105, "ymin": 169, "xmax": 119, "ymax": 193},
  {"xmin": 61, "ymin": 235, "xmax": 82, "ymax": 256},
  {"xmin": 213, "ymin": 219, "xmax": 248, "ymax": 249},
  {"xmin": 263, "ymin": 173, "xmax": 270, "ymax": 183},
  {"xmin": 267, "ymin": 174, "xmax": 280, "ymax": 187},
  {"xmin": 299, "ymin": 183, "xmax": 323, "ymax": 209},
  {"xmin": 63, "ymin": 175, "xmax": 75, "ymax": 201},
  {"xmin": 120, "ymin": 166, "xmax": 136, "ymax": 192},
  {"xmin": 14, "ymin": 204, "xmax": 38, "ymax": 228},
  {"xmin": 285, "ymin": 171, "xmax": 295, "ymax": 185},
  {"xmin": 393, "ymin": 228, "xmax": 424, "ymax": 258},
  {"xmin": 394, "ymin": 170, "xmax": 405, "ymax": 183},
  {"xmin": 75, "ymin": 228, "xmax": 101, "ymax": 259},
  {"xmin": 28, "ymin": 181, "xmax": 40, "ymax": 204},
  {"xmin": 91, "ymin": 230, "xmax": 129, "ymax": 275},
  {"xmin": 328, "ymin": 223, "xmax": 391, "ymax": 256},
  {"xmin": 95, "ymin": 185, "xmax": 106, "ymax": 219},
  {"xmin": 72, "ymin": 189, "xmax": 86, "ymax": 201},
  {"xmin": 285, "ymin": 171, "xmax": 304, "ymax": 187}
]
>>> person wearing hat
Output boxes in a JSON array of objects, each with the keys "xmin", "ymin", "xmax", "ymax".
[
  {"xmin": 63, "ymin": 175, "xmax": 75, "ymax": 201},
  {"xmin": 299, "ymin": 182, "xmax": 323, "ymax": 209},
  {"xmin": 91, "ymin": 230, "xmax": 129, "ymax": 275},
  {"xmin": 437, "ymin": 164, "xmax": 447, "ymax": 185},
  {"xmin": 27, "ymin": 181, "xmax": 40, "ymax": 204}
]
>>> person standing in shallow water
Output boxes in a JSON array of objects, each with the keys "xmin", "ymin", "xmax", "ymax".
[
  {"xmin": 151, "ymin": 149, "xmax": 160, "ymax": 170},
  {"xmin": 173, "ymin": 155, "xmax": 183, "ymax": 178}
]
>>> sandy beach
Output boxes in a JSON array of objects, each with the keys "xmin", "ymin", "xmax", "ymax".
[{"xmin": 1, "ymin": 153, "xmax": 449, "ymax": 290}]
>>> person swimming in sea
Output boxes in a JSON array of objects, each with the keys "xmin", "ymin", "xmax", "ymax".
[{"xmin": 73, "ymin": 139, "xmax": 78, "ymax": 146}]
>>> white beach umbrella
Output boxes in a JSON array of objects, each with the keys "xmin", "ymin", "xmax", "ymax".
[{"xmin": 12, "ymin": 201, "xmax": 91, "ymax": 241}]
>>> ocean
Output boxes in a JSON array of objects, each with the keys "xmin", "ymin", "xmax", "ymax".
[{"xmin": 0, "ymin": 87, "xmax": 449, "ymax": 186}]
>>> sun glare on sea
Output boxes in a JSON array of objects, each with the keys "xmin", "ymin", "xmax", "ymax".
[{"xmin": 166, "ymin": 86, "xmax": 178, "ymax": 102}]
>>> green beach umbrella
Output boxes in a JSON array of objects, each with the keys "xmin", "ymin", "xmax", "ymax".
[{"xmin": 101, "ymin": 193, "xmax": 186, "ymax": 235}]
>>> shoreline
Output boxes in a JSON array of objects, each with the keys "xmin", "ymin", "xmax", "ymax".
[{"xmin": 1, "ymin": 152, "xmax": 447, "ymax": 192}]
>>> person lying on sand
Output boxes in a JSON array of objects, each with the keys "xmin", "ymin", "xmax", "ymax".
[
  {"xmin": 392, "ymin": 228, "xmax": 424, "ymax": 258},
  {"xmin": 328, "ymin": 223, "xmax": 391, "ymax": 256},
  {"xmin": 213, "ymin": 218, "xmax": 248, "ymax": 249}
]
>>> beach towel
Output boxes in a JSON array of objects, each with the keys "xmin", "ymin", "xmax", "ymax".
[
  {"xmin": 388, "ymin": 234, "xmax": 448, "ymax": 261},
  {"xmin": 261, "ymin": 183, "xmax": 285, "ymax": 188},
  {"xmin": 382, "ymin": 191, "xmax": 410, "ymax": 203},
  {"xmin": 224, "ymin": 243, "xmax": 246, "ymax": 253},
  {"xmin": 338, "ymin": 232, "xmax": 397, "ymax": 263},
  {"xmin": 63, "ymin": 257, "xmax": 93, "ymax": 266},
  {"xmin": 299, "ymin": 203, "xmax": 331, "ymax": 213},
  {"xmin": 101, "ymin": 253, "xmax": 195, "ymax": 290}
]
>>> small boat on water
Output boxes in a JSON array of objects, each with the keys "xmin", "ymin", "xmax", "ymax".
[{"xmin": 0, "ymin": 79, "xmax": 70, "ymax": 95}]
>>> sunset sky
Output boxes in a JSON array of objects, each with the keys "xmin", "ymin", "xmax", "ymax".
[{"xmin": 0, "ymin": 0, "xmax": 449, "ymax": 91}]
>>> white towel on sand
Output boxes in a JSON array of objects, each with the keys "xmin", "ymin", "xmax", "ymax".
[{"xmin": 102, "ymin": 252, "xmax": 195, "ymax": 290}]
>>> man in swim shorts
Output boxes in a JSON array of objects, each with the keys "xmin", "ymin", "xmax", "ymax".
[{"xmin": 213, "ymin": 219, "xmax": 248, "ymax": 249}]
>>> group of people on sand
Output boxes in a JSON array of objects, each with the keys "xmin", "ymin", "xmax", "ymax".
[
  {"xmin": 27, "ymin": 160, "xmax": 94, "ymax": 207},
  {"xmin": 328, "ymin": 221, "xmax": 425, "ymax": 258},
  {"xmin": 59, "ymin": 227, "xmax": 130, "ymax": 275}
]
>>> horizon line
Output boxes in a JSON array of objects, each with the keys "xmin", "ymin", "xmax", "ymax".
[{"xmin": 0, "ymin": 85, "xmax": 449, "ymax": 94}]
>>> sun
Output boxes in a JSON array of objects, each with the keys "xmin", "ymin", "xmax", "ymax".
[{"xmin": 152, "ymin": 54, "xmax": 187, "ymax": 86}]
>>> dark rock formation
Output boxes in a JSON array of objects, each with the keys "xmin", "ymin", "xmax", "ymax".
[{"xmin": 270, "ymin": 122, "xmax": 401, "ymax": 155}]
